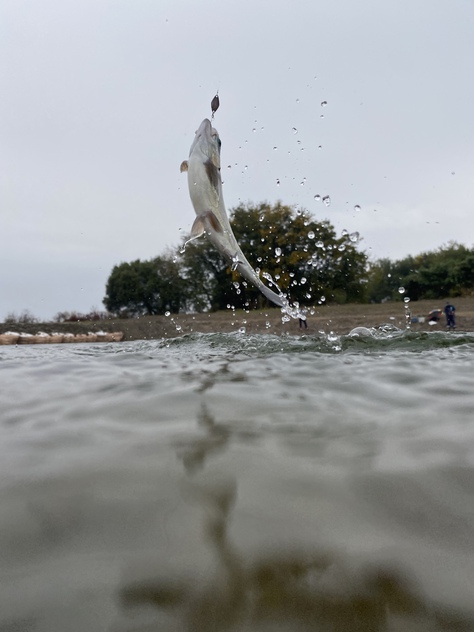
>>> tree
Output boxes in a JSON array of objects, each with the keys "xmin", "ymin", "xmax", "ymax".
[
  {"xmin": 179, "ymin": 239, "xmax": 230, "ymax": 312},
  {"xmin": 104, "ymin": 255, "xmax": 185, "ymax": 316},
  {"xmin": 367, "ymin": 243, "xmax": 474, "ymax": 302},
  {"xmin": 179, "ymin": 202, "xmax": 369, "ymax": 310}
]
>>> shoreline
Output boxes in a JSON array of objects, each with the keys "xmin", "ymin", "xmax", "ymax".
[{"xmin": 1, "ymin": 297, "xmax": 473, "ymax": 342}]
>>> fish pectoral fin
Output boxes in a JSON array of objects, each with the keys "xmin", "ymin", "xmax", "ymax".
[{"xmin": 180, "ymin": 160, "xmax": 189, "ymax": 173}]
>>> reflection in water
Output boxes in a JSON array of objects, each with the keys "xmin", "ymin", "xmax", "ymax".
[
  {"xmin": 119, "ymin": 401, "xmax": 471, "ymax": 631},
  {"xmin": 179, "ymin": 403, "xmax": 231, "ymax": 474}
]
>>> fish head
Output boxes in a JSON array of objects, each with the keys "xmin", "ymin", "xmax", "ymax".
[{"xmin": 189, "ymin": 118, "xmax": 221, "ymax": 170}]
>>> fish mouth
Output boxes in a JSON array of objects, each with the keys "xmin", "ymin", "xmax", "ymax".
[
  {"xmin": 189, "ymin": 119, "xmax": 215, "ymax": 155},
  {"xmin": 196, "ymin": 118, "xmax": 213, "ymax": 136}
]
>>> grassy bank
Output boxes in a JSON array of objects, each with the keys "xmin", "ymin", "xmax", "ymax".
[{"xmin": 2, "ymin": 297, "xmax": 473, "ymax": 341}]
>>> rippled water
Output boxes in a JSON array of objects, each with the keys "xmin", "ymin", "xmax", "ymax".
[{"xmin": 1, "ymin": 328, "xmax": 474, "ymax": 632}]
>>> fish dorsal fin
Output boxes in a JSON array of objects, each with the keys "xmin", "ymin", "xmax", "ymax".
[
  {"xmin": 190, "ymin": 216, "xmax": 206, "ymax": 238},
  {"xmin": 191, "ymin": 211, "xmax": 223, "ymax": 238},
  {"xmin": 180, "ymin": 160, "xmax": 189, "ymax": 173},
  {"xmin": 204, "ymin": 210, "xmax": 222, "ymax": 233}
]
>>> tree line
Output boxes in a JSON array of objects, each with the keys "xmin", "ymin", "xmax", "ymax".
[
  {"xmin": 366, "ymin": 243, "xmax": 474, "ymax": 303},
  {"xmin": 103, "ymin": 202, "xmax": 474, "ymax": 316}
]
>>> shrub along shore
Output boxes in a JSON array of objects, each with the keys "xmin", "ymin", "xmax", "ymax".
[{"xmin": 1, "ymin": 297, "xmax": 473, "ymax": 343}]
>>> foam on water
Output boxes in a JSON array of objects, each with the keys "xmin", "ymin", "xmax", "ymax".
[{"xmin": 1, "ymin": 330, "xmax": 474, "ymax": 631}]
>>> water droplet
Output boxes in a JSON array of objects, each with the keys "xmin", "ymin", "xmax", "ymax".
[
  {"xmin": 322, "ymin": 195, "xmax": 331, "ymax": 207},
  {"xmin": 321, "ymin": 100, "xmax": 327, "ymax": 107},
  {"xmin": 300, "ymin": 277, "xmax": 307, "ymax": 284},
  {"xmin": 165, "ymin": 311, "xmax": 170, "ymax": 317},
  {"xmin": 292, "ymin": 127, "xmax": 298, "ymax": 134},
  {"xmin": 252, "ymin": 128, "xmax": 256, "ymax": 132},
  {"xmin": 275, "ymin": 247, "xmax": 282, "ymax": 257},
  {"xmin": 265, "ymin": 321, "xmax": 271, "ymax": 329},
  {"xmin": 306, "ymin": 292, "xmax": 312, "ymax": 299},
  {"xmin": 259, "ymin": 214, "xmax": 265, "ymax": 222},
  {"xmin": 233, "ymin": 282, "xmax": 240, "ymax": 289},
  {"xmin": 354, "ymin": 204, "xmax": 361, "ymax": 212},
  {"xmin": 338, "ymin": 244, "xmax": 346, "ymax": 251},
  {"xmin": 300, "ymin": 181, "xmax": 305, "ymax": 186},
  {"xmin": 238, "ymin": 326, "xmax": 246, "ymax": 334},
  {"xmin": 308, "ymin": 230, "xmax": 315, "ymax": 239},
  {"xmin": 276, "ymin": 178, "xmax": 280, "ymax": 186},
  {"xmin": 320, "ymin": 295, "xmax": 326, "ymax": 302},
  {"xmin": 316, "ymin": 240, "xmax": 324, "ymax": 248},
  {"xmin": 273, "ymin": 146, "xmax": 278, "ymax": 151},
  {"xmin": 349, "ymin": 231, "xmax": 360, "ymax": 243},
  {"xmin": 404, "ymin": 297, "xmax": 410, "ymax": 303},
  {"xmin": 314, "ymin": 194, "xmax": 321, "ymax": 201},
  {"xmin": 398, "ymin": 286, "xmax": 405, "ymax": 294}
]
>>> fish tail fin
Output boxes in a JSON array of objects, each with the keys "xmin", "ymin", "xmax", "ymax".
[
  {"xmin": 236, "ymin": 262, "xmax": 286, "ymax": 308},
  {"xmin": 258, "ymin": 282, "xmax": 286, "ymax": 308}
]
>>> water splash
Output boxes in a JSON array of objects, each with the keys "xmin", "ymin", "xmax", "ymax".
[{"xmin": 260, "ymin": 271, "xmax": 306, "ymax": 322}]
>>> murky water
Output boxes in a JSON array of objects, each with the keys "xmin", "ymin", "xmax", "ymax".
[{"xmin": 1, "ymin": 328, "xmax": 474, "ymax": 631}]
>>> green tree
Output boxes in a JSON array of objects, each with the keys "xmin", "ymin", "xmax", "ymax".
[
  {"xmin": 104, "ymin": 255, "xmax": 185, "ymax": 316},
  {"xmin": 179, "ymin": 202, "xmax": 369, "ymax": 310},
  {"xmin": 179, "ymin": 239, "xmax": 230, "ymax": 312},
  {"xmin": 367, "ymin": 243, "xmax": 474, "ymax": 302}
]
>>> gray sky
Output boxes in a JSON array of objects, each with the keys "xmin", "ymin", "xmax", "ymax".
[{"xmin": 2, "ymin": 0, "xmax": 473, "ymax": 321}]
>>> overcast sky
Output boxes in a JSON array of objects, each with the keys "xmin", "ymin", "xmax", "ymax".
[{"xmin": 2, "ymin": 0, "xmax": 473, "ymax": 321}]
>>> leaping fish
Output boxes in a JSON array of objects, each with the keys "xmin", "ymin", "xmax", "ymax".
[{"xmin": 180, "ymin": 118, "xmax": 290, "ymax": 310}]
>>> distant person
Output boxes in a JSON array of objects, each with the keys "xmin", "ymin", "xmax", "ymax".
[
  {"xmin": 444, "ymin": 302, "xmax": 456, "ymax": 329},
  {"xmin": 299, "ymin": 308, "xmax": 308, "ymax": 330},
  {"xmin": 428, "ymin": 309, "xmax": 442, "ymax": 323}
]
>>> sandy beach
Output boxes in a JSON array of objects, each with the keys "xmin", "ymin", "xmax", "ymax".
[{"xmin": 1, "ymin": 297, "xmax": 473, "ymax": 342}]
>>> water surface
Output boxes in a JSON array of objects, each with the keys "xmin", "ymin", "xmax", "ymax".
[{"xmin": 1, "ymin": 328, "xmax": 474, "ymax": 631}]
